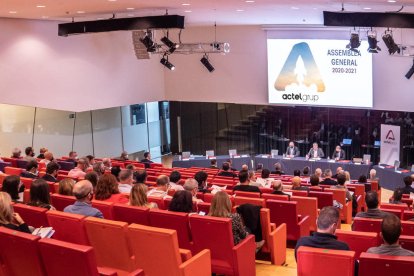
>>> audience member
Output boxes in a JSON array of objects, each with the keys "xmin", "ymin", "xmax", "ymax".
[
  {"xmin": 309, "ymin": 174, "xmax": 320, "ymax": 187},
  {"xmin": 39, "ymin": 151, "xmax": 54, "ymax": 165},
  {"xmin": 102, "ymin": 158, "xmax": 112, "ymax": 171},
  {"xmin": 271, "ymin": 180, "xmax": 290, "ymax": 198},
  {"xmin": 125, "ymin": 164, "xmax": 135, "ymax": 170},
  {"xmin": 271, "ymin": 162, "xmax": 284, "ymax": 175},
  {"xmin": 129, "ymin": 183, "xmax": 158, "ymax": 208},
  {"xmin": 314, "ymin": 168, "xmax": 322, "ymax": 180},
  {"xmin": 42, "ymin": 161, "xmax": 59, "ymax": 182},
  {"xmin": 320, "ymin": 169, "xmax": 337, "ymax": 186},
  {"xmin": 256, "ymin": 169, "xmax": 274, "ymax": 188},
  {"xmin": 208, "ymin": 191, "xmax": 248, "ymax": 245},
  {"xmin": 331, "ymin": 145, "xmax": 345, "ymax": 161},
  {"xmin": 302, "ymin": 166, "xmax": 310, "ymax": 176},
  {"xmin": 86, "ymin": 155, "xmax": 95, "ymax": 166},
  {"xmin": 27, "ymin": 179, "xmax": 55, "ymax": 210},
  {"xmin": 358, "ymin": 175, "xmax": 368, "ymax": 184},
  {"xmin": 248, "ymin": 171, "xmax": 261, "ymax": 187},
  {"xmin": 233, "ymin": 170, "xmax": 260, "ymax": 193},
  {"xmin": 146, "ymin": 175, "xmax": 170, "ymax": 198},
  {"xmin": 334, "ymin": 174, "xmax": 353, "ymax": 202},
  {"xmin": 344, "ymin": 171, "xmax": 351, "ymax": 184},
  {"xmin": 68, "ymin": 158, "xmax": 88, "ymax": 178},
  {"xmin": 117, "ymin": 151, "xmax": 129, "ymax": 161},
  {"xmin": 194, "ymin": 171, "xmax": 208, "ymax": 193},
  {"xmin": 20, "ymin": 160, "xmax": 39, "ymax": 179},
  {"xmin": 241, "ymin": 164, "xmax": 249, "ymax": 172},
  {"xmin": 95, "ymin": 174, "xmax": 128, "ymax": 203},
  {"xmin": 92, "ymin": 162, "xmax": 105, "ymax": 176},
  {"xmin": 168, "ymin": 190, "xmax": 193, "ymax": 213},
  {"xmin": 84, "ymin": 172, "xmax": 99, "ymax": 190},
  {"xmin": 118, "ymin": 169, "xmax": 134, "ymax": 193},
  {"xmin": 111, "ymin": 166, "xmax": 121, "ymax": 181},
  {"xmin": 140, "ymin": 152, "xmax": 153, "ymax": 168},
  {"xmin": 183, "ymin": 178, "xmax": 203, "ymax": 203},
  {"xmin": 67, "ymin": 151, "xmax": 78, "ymax": 164},
  {"xmin": 64, "ymin": 180, "xmax": 103, "ymax": 218},
  {"xmin": 390, "ymin": 188, "xmax": 403, "ymax": 204},
  {"xmin": 332, "ymin": 167, "xmax": 343, "ymax": 179},
  {"xmin": 210, "ymin": 159, "xmax": 218, "ymax": 169},
  {"xmin": 134, "ymin": 169, "xmax": 147, "ymax": 184},
  {"xmin": 369, "ymin": 169, "xmax": 378, "ymax": 181},
  {"xmin": 354, "ymin": 191, "xmax": 390, "ymax": 221},
  {"xmin": 293, "ymin": 169, "xmax": 301, "ymax": 177},
  {"xmin": 401, "ymin": 176, "xmax": 414, "ymax": 195},
  {"xmin": 367, "ymin": 214, "xmax": 414, "ymax": 256},
  {"xmin": 37, "ymin": 147, "xmax": 48, "ymax": 159},
  {"xmin": 217, "ymin": 162, "xmax": 237, "ymax": 178},
  {"xmin": 11, "ymin": 148, "xmax": 22, "ymax": 159},
  {"xmin": 0, "ymin": 192, "xmax": 31, "ymax": 233},
  {"xmin": 256, "ymin": 163, "xmax": 264, "ymax": 174},
  {"xmin": 295, "ymin": 206, "xmax": 349, "ymax": 260},
  {"xmin": 2, "ymin": 175, "xmax": 24, "ymax": 202},
  {"xmin": 23, "ymin": 147, "xmax": 36, "ymax": 162},
  {"xmin": 169, "ymin": 171, "xmax": 184, "ymax": 191},
  {"xmin": 226, "ymin": 159, "xmax": 237, "ymax": 171},
  {"xmin": 58, "ymin": 178, "xmax": 75, "ymax": 196}
]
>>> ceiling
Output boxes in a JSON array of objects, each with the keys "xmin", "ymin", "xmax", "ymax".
[{"xmin": 2, "ymin": 0, "xmax": 414, "ymax": 26}]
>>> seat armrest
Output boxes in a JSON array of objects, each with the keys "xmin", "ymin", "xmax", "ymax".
[
  {"xmin": 179, "ymin": 248, "xmax": 192, "ymax": 262},
  {"xmin": 97, "ymin": 267, "xmax": 118, "ymax": 276},
  {"xmin": 180, "ymin": 249, "xmax": 211, "ymax": 276},
  {"xmin": 270, "ymin": 222, "xmax": 276, "ymax": 231},
  {"xmin": 298, "ymin": 215, "xmax": 311, "ymax": 238},
  {"xmin": 268, "ymin": 223, "xmax": 287, "ymax": 265},
  {"xmin": 129, "ymin": 268, "xmax": 145, "ymax": 276},
  {"xmin": 232, "ymin": 235, "xmax": 256, "ymax": 276}
]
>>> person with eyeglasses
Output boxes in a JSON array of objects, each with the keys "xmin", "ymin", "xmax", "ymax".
[{"xmin": 63, "ymin": 180, "xmax": 103, "ymax": 218}]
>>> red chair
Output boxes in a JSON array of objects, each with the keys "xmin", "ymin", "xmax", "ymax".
[
  {"xmin": 290, "ymin": 196, "xmax": 318, "ymax": 232},
  {"xmin": 352, "ymin": 217, "xmax": 383, "ymax": 244},
  {"xmin": 403, "ymin": 210, "xmax": 414, "ymax": 221},
  {"xmin": 189, "ymin": 215, "xmax": 256, "ymax": 276},
  {"xmin": 149, "ymin": 209, "xmax": 193, "ymax": 251},
  {"xmin": 308, "ymin": 191, "xmax": 334, "ymax": 210},
  {"xmin": 234, "ymin": 196, "xmax": 266, "ymax": 208},
  {"xmin": 259, "ymin": 187, "xmax": 274, "ymax": 194},
  {"xmin": 297, "ymin": 246, "xmax": 356, "ymax": 276},
  {"xmin": 260, "ymin": 208, "xmax": 287, "ymax": 265},
  {"xmin": 266, "ymin": 199, "xmax": 310, "ymax": 241},
  {"xmin": 324, "ymin": 188, "xmax": 353, "ymax": 223},
  {"xmin": 4, "ymin": 166, "xmax": 23, "ymax": 176},
  {"xmin": 359, "ymin": 252, "xmax": 414, "ymax": 275},
  {"xmin": 13, "ymin": 203, "xmax": 49, "ymax": 228},
  {"xmin": 38, "ymin": 238, "xmax": 139, "ymax": 276},
  {"xmin": 112, "ymin": 203, "xmax": 150, "ymax": 225},
  {"xmin": 150, "ymin": 163, "xmax": 163, "ymax": 169},
  {"xmin": 335, "ymin": 229, "xmax": 379, "ymax": 259},
  {"xmin": 401, "ymin": 220, "xmax": 414, "ymax": 236},
  {"xmin": 233, "ymin": 191, "xmax": 260, "ymax": 198},
  {"xmin": 50, "ymin": 194, "xmax": 76, "ymax": 211},
  {"xmin": 2, "ymin": 157, "xmax": 18, "ymax": 168},
  {"xmin": 0, "ymin": 227, "xmax": 45, "ymax": 276},
  {"xmin": 46, "ymin": 210, "xmax": 89, "ymax": 245},
  {"xmin": 379, "ymin": 208, "xmax": 403, "ymax": 220},
  {"xmin": 197, "ymin": 202, "xmax": 211, "ymax": 214},
  {"xmin": 91, "ymin": 200, "xmax": 114, "ymax": 220},
  {"xmin": 147, "ymin": 196, "xmax": 165, "ymax": 209},
  {"xmin": 262, "ymin": 193, "xmax": 289, "ymax": 201},
  {"xmin": 20, "ymin": 177, "xmax": 34, "ymax": 189},
  {"xmin": 400, "ymin": 235, "xmax": 414, "ymax": 251},
  {"xmin": 346, "ymin": 184, "xmax": 366, "ymax": 212},
  {"xmin": 291, "ymin": 190, "xmax": 308, "ymax": 197}
]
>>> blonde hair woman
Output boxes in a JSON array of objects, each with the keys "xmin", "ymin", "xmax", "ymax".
[
  {"xmin": 208, "ymin": 191, "xmax": 247, "ymax": 245},
  {"xmin": 344, "ymin": 171, "xmax": 351, "ymax": 184},
  {"xmin": 0, "ymin": 192, "xmax": 31, "ymax": 233},
  {"xmin": 129, "ymin": 184, "xmax": 157, "ymax": 209}
]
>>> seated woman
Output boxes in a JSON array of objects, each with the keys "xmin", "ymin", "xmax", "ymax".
[
  {"xmin": 0, "ymin": 192, "xmax": 31, "ymax": 233},
  {"xmin": 255, "ymin": 169, "xmax": 274, "ymax": 188},
  {"xmin": 95, "ymin": 174, "xmax": 128, "ymax": 204},
  {"xmin": 129, "ymin": 184, "xmax": 158, "ymax": 209},
  {"xmin": 2, "ymin": 175, "xmax": 24, "ymax": 203},
  {"xmin": 168, "ymin": 190, "xmax": 193, "ymax": 213},
  {"xmin": 390, "ymin": 188, "xmax": 404, "ymax": 205},
  {"xmin": 208, "ymin": 191, "xmax": 248, "ymax": 245},
  {"xmin": 27, "ymin": 179, "xmax": 56, "ymax": 210},
  {"xmin": 58, "ymin": 178, "xmax": 75, "ymax": 196}
]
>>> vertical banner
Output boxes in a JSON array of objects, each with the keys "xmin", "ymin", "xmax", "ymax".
[{"xmin": 380, "ymin": 124, "xmax": 400, "ymax": 165}]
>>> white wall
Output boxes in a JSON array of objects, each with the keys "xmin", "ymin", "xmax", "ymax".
[
  {"xmin": 0, "ymin": 18, "xmax": 165, "ymax": 112},
  {"xmin": 165, "ymin": 26, "xmax": 414, "ymax": 112}
]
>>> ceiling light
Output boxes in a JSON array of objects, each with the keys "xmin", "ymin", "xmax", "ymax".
[
  {"xmin": 200, "ymin": 54, "xmax": 215, "ymax": 72},
  {"xmin": 184, "ymin": 10, "xmax": 192, "ymax": 13},
  {"xmin": 126, "ymin": 7, "xmax": 135, "ymax": 10},
  {"xmin": 236, "ymin": 9, "xmax": 244, "ymax": 12},
  {"xmin": 36, "ymin": 5, "xmax": 46, "ymax": 8},
  {"xmin": 405, "ymin": 59, "xmax": 414, "ymax": 79},
  {"xmin": 291, "ymin": 7, "xmax": 299, "ymax": 10},
  {"xmin": 161, "ymin": 36, "xmax": 179, "ymax": 53},
  {"xmin": 363, "ymin": 7, "xmax": 372, "ymax": 10},
  {"xmin": 367, "ymin": 30, "xmax": 381, "ymax": 53},
  {"xmin": 182, "ymin": 3, "xmax": 191, "ymax": 6},
  {"xmin": 139, "ymin": 32, "xmax": 157, "ymax": 52},
  {"xmin": 346, "ymin": 31, "xmax": 361, "ymax": 53},
  {"xmin": 9, "ymin": 11, "xmax": 17, "ymax": 14},
  {"xmin": 382, "ymin": 29, "xmax": 400, "ymax": 55},
  {"xmin": 41, "ymin": 16, "xmax": 49, "ymax": 19},
  {"xmin": 387, "ymin": 0, "xmax": 397, "ymax": 3},
  {"xmin": 76, "ymin": 11, "xmax": 85, "ymax": 14},
  {"xmin": 160, "ymin": 56, "xmax": 175, "ymax": 70},
  {"xmin": 245, "ymin": 0, "xmax": 255, "ymax": 3}
]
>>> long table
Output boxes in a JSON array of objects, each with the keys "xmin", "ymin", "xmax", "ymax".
[
  {"xmin": 172, "ymin": 155, "xmax": 252, "ymax": 170},
  {"xmin": 373, "ymin": 165, "xmax": 412, "ymax": 190},
  {"xmin": 254, "ymin": 156, "xmax": 372, "ymax": 179}
]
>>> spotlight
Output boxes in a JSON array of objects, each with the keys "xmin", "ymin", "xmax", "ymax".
[
  {"xmin": 405, "ymin": 59, "xmax": 414, "ymax": 79},
  {"xmin": 382, "ymin": 30, "xmax": 400, "ymax": 55},
  {"xmin": 161, "ymin": 36, "xmax": 179, "ymax": 53},
  {"xmin": 200, "ymin": 55, "xmax": 215, "ymax": 72},
  {"xmin": 367, "ymin": 30, "xmax": 381, "ymax": 53},
  {"xmin": 346, "ymin": 31, "xmax": 361, "ymax": 53},
  {"xmin": 160, "ymin": 55, "xmax": 175, "ymax": 70},
  {"xmin": 139, "ymin": 32, "xmax": 156, "ymax": 52}
]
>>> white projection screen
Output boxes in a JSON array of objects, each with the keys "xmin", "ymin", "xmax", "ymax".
[{"xmin": 267, "ymin": 39, "xmax": 373, "ymax": 108}]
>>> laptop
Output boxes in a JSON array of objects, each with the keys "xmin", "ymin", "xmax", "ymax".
[
  {"xmin": 270, "ymin": 149, "xmax": 279, "ymax": 158},
  {"xmin": 206, "ymin": 150, "xmax": 215, "ymax": 157},
  {"xmin": 352, "ymin": 157, "xmax": 363, "ymax": 164},
  {"xmin": 394, "ymin": 160, "xmax": 400, "ymax": 169},
  {"xmin": 363, "ymin": 154, "xmax": 371, "ymax": 164},
  {"xmin": 228, "ymin": 149, "xmax": 237, "ymax": 157},
  {"xmin": 182, "ymin": 151, "xmax": 191, "ymax": 159},
  {"xmin": 374, "ymin": 140, "xmax": 381, "ymax": 147},
  {"xmin": 342, "ymin": 138, "xmax": 352, "ymax": 145}
]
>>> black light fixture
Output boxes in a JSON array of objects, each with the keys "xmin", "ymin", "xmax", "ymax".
[
  {"xmin": 200, "ymin": 54, "xmax": 215, "ymax": 72},
  {"xmin": 139, "ymin": 32, "xmax": 157, "ymax": 52},
  {"xmin": 160, "ymin": 55, "xmax": 175, "ymax": 70},
  {"xmin": 346, "ymin": 30, "xmax": 361, "ymax": 53},
  {"xmin": 161, "ymin": 36, "xmax": 179, "ymax": 53},
  {"xmin": 405, "ymin": 59, "xmax": 414, "ymax": 79},
  {"xmin": 367, "ymin": 30, "xmax": 381, "ymax": 53},
  {"xmin": 382, "ymin": 29, "xmax": 400, "ymax": 55}
]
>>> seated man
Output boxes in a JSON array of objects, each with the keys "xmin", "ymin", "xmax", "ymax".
[
  {"xmin": 66, "ymin": 151, "xmax": 78, "ymax": 164},
  {"xmin": 314, "ymin": 168, "xmax": 322, "ymax": 180},
  {"xmin": 209, "ymin": 159, "xmax": 218, "ymax": 169},
  {"xmin": 37, "ymin": 147, "xmax": 48, "ymax": 159},
  {"xmin": 68, "ymin": 158, "xmax": 88, "ymax": 178},
  {"xmin": 23, "ymin": 147, "xmax": 36, "ymax": 162},
  {"xmin": 116, "ymin": 151, "xmax": 129, "ymax": 161},
  {"xmin": 42, "ymin": 161, "xmax": 60, "ymax": 183},
  {"xmin": 331, "ymin": 145, "xmax": 345, "ymax": 161},
  {"xmin": 332, "ymin": 167, "xmax": 343, "ymax": 179},
  {"xmin": 118, "ymin": 169, "xmax": 134, "ymax": 193},
  {"xmin": 270, "ymin": 162, "xmax": 284, "ymax": 175},
  {"xmin": 147, "ymin": 175, "xmax": 171, "ymax": 198},
  {"xmin": 241, "ymin": 164, "xmax": 249, "ymax": 172},
  {"xmin": 134, "ymin": 169, "xmax": 147, "ymax": 184},
  {"xmin": 285, "ymin": 141, "xmax": 300, "ymax": 158},
  {"xmin": 217, "ymin": 162, "xmax": 237, "ymax": 178},
  {"xmin": 295, "ymin": 206, "xmax": 349, "ymax": 260},
  {"xmin": 401, "ymin": 176, "xmax": 414, "ymax": 195},
  {"xmin": 11, "ymin": 148, "xmax": 22, "ymax": 159},
  {"xmin": 169, "ymin": 170, "xmax": 184, "ymax": 191},
  {"xmin": 320, "ymin": 169, "xmax": 338, "ymax": 186},
  {"xmin": 20, "ymin": 160, "xmax": 39, "ymax": 179},
  {"xmin": 140, "ymin": 152, "xmax": 153, "ymax": 169},
  {"xmin": 233, "ymin": 170, "xmax": 260, "ymax": 193},
  {"xmin": 194, "ymin": 171, "xmax": 208, "ymax": 193},
  {"xmin": 367, "ymin": 214, "xmax": 414, "ymax": 256},
  {"xmin": 39, "ymin": 151, "xmax": 54, "ymax": 166},
  {"xmin": 354, "ymin": 191, "xmax": 390, "ymax": 220},
  {"xmin": 64, "ymin": 180, "xmax": 103, "ymax": 218},
  {"xmin": 307, "ymin": 142, "xmax": 324, "ymax": 159},
  {"xmin": 271, "ymin": 180, "xmax": 290, "ymax": 198},
  {"xmin": 291, "ymin": 176, "xmax": 309, "ymax": 191},
  {"xmin": 309, "ymin": 174, "xmax": 320, "ymax": 187},
  {"xmin": 102, "ymin": 158, "xmax": 112, "ymax": 171},
  {"xmin": 183, "ymin": 178, "xmax": 203, "ymax": 203},
  {"xmin": 334, "ymin": 174, "xmax": 353, "ymax": 202}
]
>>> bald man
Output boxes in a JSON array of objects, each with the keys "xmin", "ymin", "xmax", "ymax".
[{"xmin": 64, "ymin": 180, "xmax": 103, "ymax": 218}]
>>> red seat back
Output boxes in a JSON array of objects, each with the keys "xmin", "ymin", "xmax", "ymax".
[
  {"xmin": 234, "ymin": 196, "xmax": 265, "ymax": 208},
  {"xmin": 38, "ymin": 238, "xmax": 100, "ymax": 276},
  {"xmin": 297, "ymin": 246, "xmax": 355, "ymax": 276},
  {"xmin": 147, "ymin": 196, "xmax": 165, "ymax": 209},
  {"xmin": 233, "ymin": 191, "xmax": 260, "ymax": 198},
  {"xmin": 352, "ymin": 217, "xmax": 382, "ymax": 244},
  {"xmin": 4, "ymin": 166, "xmax": 23, "ymax": 176},
  {"xmin": 50, "ymin": 194, "xmax": 76, "ymax": 211},
  {"xmin": 46, "ymin": 210, "xmax": 89, "ymax": 245},
  {"xmin": 112, "ymin": 203, "xmax": 150, "ymax": 225},
  {"xmin": 20, "ymin": 177, "xmax": 34, "ymax": 189},
  {"xmin": 402, "ymin": 220, "xmax": 414, "ymax": 236},
  {"xmin": 0, "ymin": 227, "xmax": 45, "ymax": 276},
  {"xmin": 399, "ymin": 235, "xmax": 414, "ymax": 251},
  {"xmin": 13, "ymin": 203, "xmax": 49, "ymax": 228},
  {"xmin": 262, "ymin": 193, "xmax": 289, "ymax": 201},
  {"xmin": 335, "ymin": 229, "xmax": 379, "ymax": 259},
  {"xmin": 290, "ymin": 196, "xmax": 318, "ymax": 232},
  {"xmin": 149, "ymin": 209, "xmax": 193, "ymax": 251},
  {"xmin": 91, "ymin": 200, "xmax": 114, "ymax": 220},
  {"xmin": 308, "ymin": 191, "xmax": 333, "ymax": 209},
  {"xmin": 359, "ymin": 252, "xmax": 414, "ymax": 275},
  {"xmin": 197, "ymin": 202, "xmax": 211, "ymax": 214}
]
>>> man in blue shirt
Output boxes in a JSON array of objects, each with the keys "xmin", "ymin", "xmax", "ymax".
[{"xmin": 64, "ymin": 180, "xmax": 103, "ymax": 218}]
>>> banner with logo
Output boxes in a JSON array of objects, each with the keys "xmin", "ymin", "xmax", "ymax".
[
  {"xmin": 267, "ymin": 39, "xmax": 373, "ymax": 108},
  {"xmin": 380, "ymin": 124, "xmax": 400, "ymax": 165}
]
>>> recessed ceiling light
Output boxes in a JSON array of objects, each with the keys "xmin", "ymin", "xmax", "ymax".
[
  {"xmin": 363, "ymin": 7, "xmax": 372, "ymax": 10},
  {"xmin": 9, "ymin": 11, "xmax": 17, "ymax": 14},
  {"xmin": 388, "ymin": 0, "xmax": 397, "ymax": 2},
  {"xmin": 291, "ymin": 6, "xmax": 300, "ymax": 10},
  {"xmin": 76, "ymin": 11, "xmax": 85, "ymax": 14},
  {"xmin": 182, "ymin": 3, "xmax": 191, "ymax": 6},
  {"xmin": 36, "ymin": 5, "xmax": 46, "ymax": 8},
  {"xmin": 126, "ymin": 7, "xmax": 135, "ymax": 10},
  {"xmin": 108, "ymin": 0, "xmax": 117, "ymax": 2},
  {"xmin": 184, "ymin": 10, "xmax": 192, "ymax": 13},
  {"xmin": 41, "ymin": 15, "xmax": 49, "ymax": 18},
  {"xmin": 236, "ymin": 9, "xmax": 244, "ymax": 12},
  {"xmin": 245, "ymin": 0, "xmax": 255, "ymax": 3}
]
